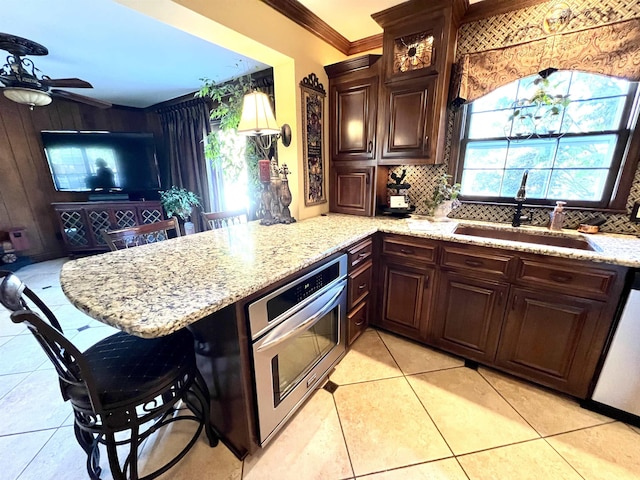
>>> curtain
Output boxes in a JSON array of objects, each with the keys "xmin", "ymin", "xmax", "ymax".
[
  {"xmin": 157, "ymin": 97, "xmax": 216, "ymax": 233},
  {"xmin": 453, "ymin": 17, "xmax": 640, "ymax": 104}
]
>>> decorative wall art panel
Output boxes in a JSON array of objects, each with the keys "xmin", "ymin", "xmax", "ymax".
[{"xmin": 300, "ymin": 73, "xmax": 327, "ymax": 206}]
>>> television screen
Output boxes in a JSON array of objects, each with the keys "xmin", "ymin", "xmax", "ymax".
[{"xmin": 41, "ymin": 131, "xmax": 161, "ymax": 193}]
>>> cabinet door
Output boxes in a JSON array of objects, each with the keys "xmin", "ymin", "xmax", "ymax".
[
  {"xmin": 347, "ymin": 299, "xmax": 369, "ymax": 346},
  {"xmin": 85, "ymin": 207, "xmax": 113, "ymax": 247},
  {"xmin": 331, "ymin": 76, "xmax": 378, "ymax": 161},
  {"xmin": 330, "ymin": 166, "xmax": 374, "ymax": 216},
  {"xmin": 431, "ymin": 271, "xmax": 508, "ymax": 363},
  {"xmin": 376, "ymin": 258, "xmax": 434, "ymax": 341},
  {"xmin": 55, "ymin": 207, "xmax": 91, "ymax": 251},
  {"xmin": 380, "ymin": 76, "xmax": 436, "ymax": 164},
  {"xmin": 496, "ymin": 287, "xmax": 608, "ymax": 398}
]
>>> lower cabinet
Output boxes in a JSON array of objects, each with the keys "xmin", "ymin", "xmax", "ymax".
[
  {"xmin": 370, "ymin": 233, "xmax": 628, "ymax": 399},
  {"xmin": 377, "ymin": 256, "xmax": 434, "ymax": 341},
  {"xmin": 431, "ymin": 271, "xmax": 508, "ymax": 364},
  {"xmin": 495, "ymin": 287, "xmax": 610, "ymax": 398},
  {"xmin": 347, "ymin": 299, "xmax": 369, "ymax": 346},
  {"xmin": 346, "ymin": 238, "xmax": 373, "ymax": 345}
]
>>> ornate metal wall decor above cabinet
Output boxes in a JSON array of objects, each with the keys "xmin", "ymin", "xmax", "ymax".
[{"xmin": 52, "ymin": 201, "xmax": 163, "ymax": 256}]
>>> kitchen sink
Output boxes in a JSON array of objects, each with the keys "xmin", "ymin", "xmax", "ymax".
[{"xmin": 453, "ymin": 225, "xmax": 596, "ymax": 251}]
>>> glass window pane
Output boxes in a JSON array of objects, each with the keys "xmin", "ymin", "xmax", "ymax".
[
  {"xmin": 472, "ymin": 81, "xmax": 519, "ymax": 112},
  {"xmin": 468, "ymin": 110, "xmax": 513, "ymax": 139},
  {"xmin": 460, "ymin": 169, "xmax": 504, "ymax": 196},
  {"xmin": 569, "ymin": 71, "xmax": 630, "ymax": 100},
  {"xmin": 463, "ymin": 141, "xmax": 508, "ymax": 168},
  {"xmin": 555, "ymin": 135, "xmax": 617, "ymax": 168},
  {"xmin": 547, "ymin": 169, "xmax": 608, "ymax": 201},
  {"xmin": 566, "ymin": 97, "xmax": 627, "ymax": 132},
  {"xmin": 505, "ymin": 140, "xmax": 555, "ymax": 169}
]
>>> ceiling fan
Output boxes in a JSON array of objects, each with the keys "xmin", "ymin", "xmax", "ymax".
[{"xmin": 0, "ymin": 32, "xmax": 111, "ymax": 109}]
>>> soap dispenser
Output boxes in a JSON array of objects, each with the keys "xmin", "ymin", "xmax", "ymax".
[{"xmin": 549, "ymin": 201, "xmax": 566, "ymax": 231}]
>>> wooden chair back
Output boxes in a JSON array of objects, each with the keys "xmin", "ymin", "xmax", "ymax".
[
  {"xmin": 201, "ymin": 209, "xmax": 248, "ymax": 230},
  {"xmin": 101, "ymin": 217, "xmax": 181, "ymax": 251}
]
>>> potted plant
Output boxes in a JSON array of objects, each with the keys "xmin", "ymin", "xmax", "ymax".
[
  {"xmin": 160, "ymin": 186, "xmax": 201, "ymax": 234},
  {"xmin": 425, "ymin": 174, "xmax": 461, "ymax": 220}
]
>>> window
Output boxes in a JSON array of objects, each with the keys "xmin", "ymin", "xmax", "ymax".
[{"xmin": 457, "ymin": 71, "xmax": 639, "ymax": 209}]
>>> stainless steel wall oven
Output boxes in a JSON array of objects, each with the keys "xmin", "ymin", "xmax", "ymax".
[{"xmin": 247, "ymin": 254, "xmax": 348, "ymax": 446}]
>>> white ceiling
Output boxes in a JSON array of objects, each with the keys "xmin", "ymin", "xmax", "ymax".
[
  {"xmin": 2, "ymin": 0, "xmax": 488, "ymax": 109},
  {"xmin": 1, "ymin": 0, "xmax": 267, "ymax": 108}
]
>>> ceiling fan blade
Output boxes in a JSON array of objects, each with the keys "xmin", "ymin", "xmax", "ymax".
[
  {"xmin": 42, "ymin": 78, "xmax": 93, "ymax": 88},
  {"xmin": 51, "ymin": 89, "xmax": 111, "ymax": 109}
]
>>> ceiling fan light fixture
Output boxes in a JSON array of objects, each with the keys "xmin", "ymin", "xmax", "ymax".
[{"xmin": 3, "ymin": 86, "xmax": 52, "ymax": 108}]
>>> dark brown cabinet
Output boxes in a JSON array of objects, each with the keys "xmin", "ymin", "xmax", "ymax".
[
  {"xmin": 330, "ymin": 166, "xmax": 375, "ymax": 216},
  {"xmin": 496, "ymin": 287, "xmax": 608, "ymax": 398},
  {"xmin": 346, "ymin": 237, "xmax": 374, "ymax": 346},
  {"xmin": 431, "ymin": 271, "xmax": 508, "ymax": 363},
  {"xmin": 52, "ymin": 201, "xmax": 163, "ymax": 255},
  {"xmin": 370, "ymin": 235, "xmax": 628, "ymax": 399},
  {"xmin": 379, "ymin": 76, "xmax": 437, "ymax": 163},
  {"xmin": 375, "ymin": 235, "xmax": 437, "ymax": 341},
  {"xmin": 331, "ymin": 76, "xmax": 378, "ymax": 162},
  {"xmin": 326, "ymin": 55, "xmax": 386, "ymax": 217}
]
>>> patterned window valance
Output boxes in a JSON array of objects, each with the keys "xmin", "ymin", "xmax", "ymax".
[{"xmin": 453, "ymin": 17, "xmax": 640, "ymax": 105}]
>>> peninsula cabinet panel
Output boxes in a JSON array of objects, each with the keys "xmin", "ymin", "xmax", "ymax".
[
  {"xmin": 376, "ymin": 258, "xmax": 434, "ymax": 341},
  {"xmin": 430, "ymin": 271, "xmax": 508, "ymax": 363},
  {"xmin": 347, "ymin": 298, "xmax": 369, "ymax": 346},
  {"xmin": 379, "ymin": 76, "xmax": 437, "ymax": 164},
  {"xmin": 330, "ymin": 166, "xmax": 374, "ymax": 216},
  {"xmin": 496, "ymin": 288, "xmax": 610, "ymax": 398},
  {"xmin": 331, "ymin": 76, "xmax": 378, "ymax": 161}
]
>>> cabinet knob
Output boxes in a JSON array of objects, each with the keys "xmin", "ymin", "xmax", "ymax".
[
  {"xmin": 400, "ymin": 248, "xmax": 414, "ymax": 255},
  {"xmin": 550, "ymin": 273, "xmax": 572, "ymax": 283},
  {"xmin": 358, "ymin": 283, "xmax": 367, "ymax": 290},
  {"xmin": 367, "ymin": 141, "xmax": 373, "ymax": 153}
]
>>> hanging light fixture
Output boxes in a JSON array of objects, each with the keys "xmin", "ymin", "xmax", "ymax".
[
  {"xmin": 504, "ymin": 68, "xmax": 572, "ymax": 141},
  {"xmin": 3, "ymin": 86, "xmax": 51, "ymax": 108},
  {"xmin": 237, "ymin": 91, "xmax": 291, "ymax": 158}
]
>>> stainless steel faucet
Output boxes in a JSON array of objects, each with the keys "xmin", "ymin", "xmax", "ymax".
[{"xmin": 512, "ymin": 171, "xmax": 532, "ymax": 227}]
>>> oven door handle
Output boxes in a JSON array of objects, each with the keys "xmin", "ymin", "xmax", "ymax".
[{"xmin": 256, "ymin": 283, "xmax": 345, "ymax": 353}]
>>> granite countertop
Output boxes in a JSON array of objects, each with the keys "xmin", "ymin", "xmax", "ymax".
[{"xmin": 60, "ymin": 214, "xmax": 640, "ymax": 338}]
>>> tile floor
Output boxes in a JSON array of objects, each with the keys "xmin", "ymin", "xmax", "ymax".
[{"xmin": 1, "ymin": 259, "xmax": 639, "ymax": 479}]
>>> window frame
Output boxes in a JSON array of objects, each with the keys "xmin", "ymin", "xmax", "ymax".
[{"xmin": 450, "ymin": 73, "xmax": 640, "ymax": 212}]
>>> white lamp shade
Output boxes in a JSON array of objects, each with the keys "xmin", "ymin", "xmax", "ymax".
[
  {"xmin": 3, "ymin": 87, "xmax": 52, "ymax": 107},
  {"xmin": 237, "ymin": 91, "xmax": 280, "ymax": 136}
]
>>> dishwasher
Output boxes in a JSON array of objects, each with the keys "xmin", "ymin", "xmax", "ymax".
[{"xmin": 589, "ymin": 270, "xmax": 640, "ymax": 423}]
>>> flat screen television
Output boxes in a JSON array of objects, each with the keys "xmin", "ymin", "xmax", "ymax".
[{"xmin": 41, "ymin": 131, "xmax": 161, "ymax": 193}]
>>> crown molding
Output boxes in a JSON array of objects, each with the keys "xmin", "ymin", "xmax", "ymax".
[{"xmin": 262, "ymin": 0, "xmax": 382, "ymax": 55}]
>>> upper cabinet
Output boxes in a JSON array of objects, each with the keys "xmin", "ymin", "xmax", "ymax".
[{"xmin": 373, "ymin": 4, "xmax": 459, "ymax": 165}]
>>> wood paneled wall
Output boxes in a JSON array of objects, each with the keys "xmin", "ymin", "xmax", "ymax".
[{"xmin": 0, "ymin": 95, "xmax": 159, "ymax": 260}]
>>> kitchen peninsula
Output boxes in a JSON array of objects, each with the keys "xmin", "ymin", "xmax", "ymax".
[
  {"xmin": 60, "ymin": 213, "xmax": 640, "ymax": 457},
  {"xmin": 60, "ymin": 214, "xmax": 640, "ymax": 338}
]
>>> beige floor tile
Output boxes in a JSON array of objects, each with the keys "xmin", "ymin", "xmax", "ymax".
[
  {"xmin": 0, "ymin": 372, "xmax": 27, "ymax": 400},
  {"xmin": 141, "ymin": 421, "xmax": 241, "ymax": 480},
  {"xmin": 628, "ymin": 424, "xmax": 640, "ymax": 435},
  {"xmin": 243, "ymin": 389, "xmax": 352, "ymax": 480},
  {"xmin": 0, "ymin": 335, "xmax": 48, "ymax": 375},
  {"xmin": 407, "ymin": 368, "xmax": 538, "ymax": 455},
  {"xmin": 51, "ymin": 303, "xmax": 95, "ymax": 331},
  {"xmin": 547, "ymin": 422, "xmax": 640, "ymax": 480},
  {"xmin": 335, "ymin": 377, "xmax": 451, "ymax": 476},
  {"xmin": 15, "ymin": 426, "xmax": 90, "ymax": 480},
  {"xmin": 0, "ymin": 309, "xmax": 26, "ymax": 337},
  {"xmin": 0, "ymin": 369, "xmax": 70, "ymax": 435},
  {"xmin": 378, "ymin": 330, "xmax": 464, "ymax": 375},
  {"xmin": 0, "ymin": 429, "xmax": 55, "ymax": 480},
  {"xmin": 480, "ymin": 368, "xmax": 611, "ymax": 436},
  {"xmin": 458, "ymin": 439, "xmax": 583, "ymax": 480},
  {"xmin": 330, "ymin": 330, "xmax": 402, "ymax": 385},
  {"xmin": 358, "ymin": 458, "xmax": 467, "ymax": 480}
]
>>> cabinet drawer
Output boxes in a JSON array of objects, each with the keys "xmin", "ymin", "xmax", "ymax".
[
  {"xmin": 382, "ymin": 235, "xmax": 437, "ymax": 264},
  {"xmin": 347, "ymin": 299, "xmax": 369, "ymax": 346},
  {"xmin": 348, "ymin": 238, "xmax": 373, "ymax": 270},
  {"xmin": 440, "ymin": 245, "xmax": 514, "ymax": 280},
  {"xmin": 516, "ymin": 258, "xmax": 621, "ymax": 300},
  {"xmin": 349, "ymin": 260, "xmax": 373, "ymax": 308}
]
